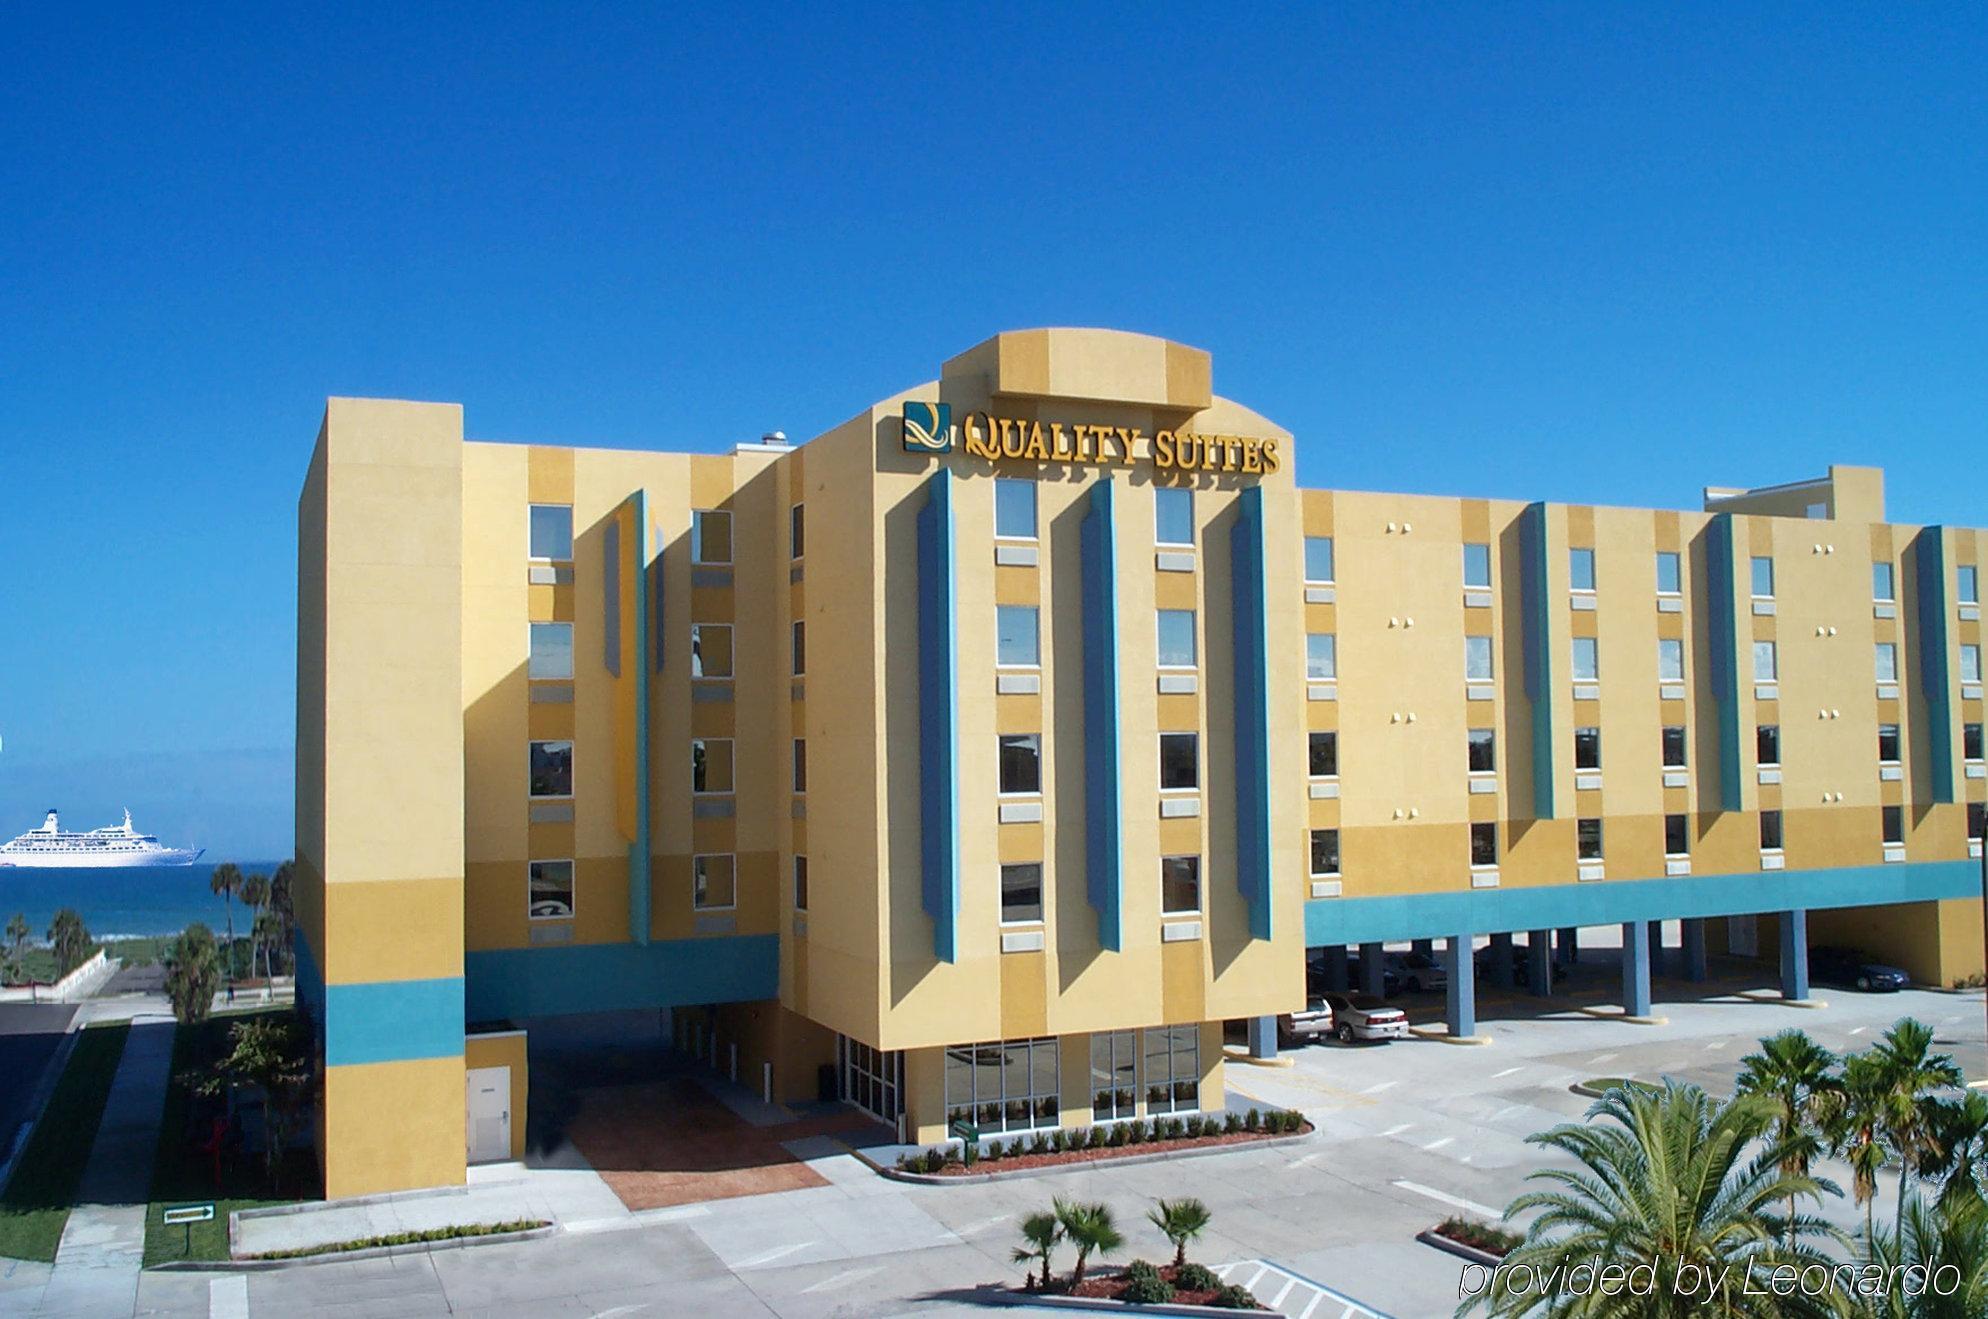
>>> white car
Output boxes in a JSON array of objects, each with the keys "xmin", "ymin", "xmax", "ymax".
[
  {"xmin": 1278, "ymin": 995, "xmax": 1335, "ymax": 1046},
  {"xmin": 1320, "ymin": 992, "xmax": 1410, "ymax": 1043}
]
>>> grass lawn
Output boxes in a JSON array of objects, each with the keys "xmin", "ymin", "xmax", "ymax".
[
  {"xmin": 0, "ymin": 1022, "xmax": 132, "ymax": 1262},
  {"xmin": 142, "ymin": 1008, "xmax": 316, "ymax": 1266}
]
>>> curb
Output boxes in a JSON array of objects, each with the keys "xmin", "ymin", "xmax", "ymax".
[
  {"xmin": 871, "ymin": 1129, "xmax": 1312, "ymax": 1185},
  {"xmin": 152, "ymin": 1224, "xmax": 555, "ymax": 1272},
  {"xmin": 1415, "ymin": 1229, "xmax": 1504, "ymax": 1269},
  {"xmin": 1408, "ymin": 1025, "xmax": 1491, "ymax": 1046},
  {"xmin": 1574, "ymin": 1007, "xmax": 1670, "ymax": 1026}
]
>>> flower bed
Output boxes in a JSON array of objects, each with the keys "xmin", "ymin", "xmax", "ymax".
[
  {"xmin": 898, "ymin": 1109, "xmax": 1308, "ymax": 1176},
  {"xmin": 1431, "ymin": 1215, "xmax": 1521, "ymax": 1258},
  {"xmin": 1037, "ymin": 1260, "xmax": 1262, "ymax": 1309}
]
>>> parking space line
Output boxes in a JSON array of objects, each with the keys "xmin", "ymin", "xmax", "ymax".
[
  {"xmin": 1361, "ymin": 1080, "xmax": 1397, "ymax": 1094},
  {"xmin": 1380, "ymin": 1123, "xmax": 1413, "ymax": 1137},
  {"xmin": 735, "ymin": 1241, "xmax": 813, "ymax": 1268},
  {"xmin": 1269, "ymin": 1276, "xmax": 1297, "ymax": 1307},
  {"xmin": 1296, "ymin": 1290, "xmax": 1325, "ymax": 1319},
  {"xmin": 1589, "ymin": 1052, "xmax": 1618, "ymax": 1065},
  {"xmin": 1491, "ymin": 1066, "xmax": 1522, "ymax": 1078},
  {"xmin": 800, "ymin": 1265, "xmax": 883, "ymax": 1294},
  {"xmin": 1392, "ymin": 1179, "xmax": 1502, "ymax": 1218},
  {"xmin": 1420, "ymin": 1136, "xmax": 1453, "ymax": 1151}
]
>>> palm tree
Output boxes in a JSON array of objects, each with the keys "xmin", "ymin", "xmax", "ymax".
[
  {"xmin": 1868, "ymin": 1019, "xmax": 1965, "ymax": 1234},
  {"xmin": 1009, "ymin": 1209, "xmax": 1062, "ymax": 1291},
  {"xmin": 1467, "ymin": 1080, "xmax": 1845, "ymax": 1316},
  {"xmin": 209, "ymin": 862, "xmax": 242, "ymax": 987},
  {"xmin": 3, "ymin": 912, "xmax": 29, "ymax": 985},
  {"xmin": 164, "ymin": 922, "xmax": 220, "ymax": 1026},
  {"xmin": 1832, "ymin": 1052, "xmax": 1895, "ymax": 1243},
  {"xmin": 1865, "ymin": 1194, "xmax": 1988, "ymax": 1318},
  {"xmin": 47, "ymin": 908, "xmax": 91, "ymax": 977},
  {"xmin": 1147, "ymin": 1197, "xmax": 1212, "ymax": 1269},
  {"xmin": 1054, "ymin": 1198, "xmax": 1124, "ymax": 1289},
  {"xmin": 1735, "ymin": 1028, "xmax": 1842, "ymax": 1248},
  {"xmin": 1924, "ymin": 1092, "xmax": 1988, "ymax": 1210},
  {"xmin": 240, "ymin": 871, "xmax": 270, "ymax": 992}
]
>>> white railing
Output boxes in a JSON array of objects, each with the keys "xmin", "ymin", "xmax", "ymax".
[{"xmin": 0, "ymin": 949, "xmax": 115, "ymax": 1003}]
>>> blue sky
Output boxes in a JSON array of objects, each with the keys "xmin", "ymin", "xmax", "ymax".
[{"xmin": 1, "ymin": 5, "xmax": 1982, "ymax": 857}]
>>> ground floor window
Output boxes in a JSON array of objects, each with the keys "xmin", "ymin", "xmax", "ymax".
[
  {"xmin": 839, "ymin": 1036, "xmax": 902, "ymax": 1122},
  {"xmin": 528, "ymin": 860, "xmax": 573, "ymax": 920},
  {"xmin": 945, "ymin": 1037, "xmax": 1058, "ymax": 1134},
  {"xmin": 1143, "ymin": 1025, "xmax": 1199, "ymax": 1115},
  {"xmin": 1090, "ymin": 1030, "xmax": 1137, "ymax": 1120}
]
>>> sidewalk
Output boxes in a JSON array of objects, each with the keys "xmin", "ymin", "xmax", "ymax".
[{"xmin": 31, "ymin": 1014, "xmax": 176, "ymax": 1317}]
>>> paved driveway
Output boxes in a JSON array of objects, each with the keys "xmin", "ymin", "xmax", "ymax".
[{"xmin": 0, "ymin": 1003, "xmax": 78, "ymax": 1171}]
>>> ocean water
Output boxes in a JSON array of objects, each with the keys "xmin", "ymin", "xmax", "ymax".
[{"xmin": 0, "ymin": 861, "xmax": 284, "ymax": 940}]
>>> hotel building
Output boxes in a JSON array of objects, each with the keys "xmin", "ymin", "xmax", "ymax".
[{"xmin": 296, "ymin": 328, "xmax": 1988, "ymax": 1197}]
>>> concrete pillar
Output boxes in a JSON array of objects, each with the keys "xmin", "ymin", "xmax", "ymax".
[
  {"xmin": 1320, "ymin": 946, "xmax": 1350, "ymax": 992},
  {"xmin": 1247, "ymin": 1014, "xmax": 1279, "ymax": 1060},
  {"xmin": 1779, "ymin": 909, "xmax": 1810, "ymax": 1001},
  {"xmin": 1527, "ymin": 929, "xmax": 1553, "ymax": 996},
  {"xmin": 1621, "ymin": 920, "xmax": 1652, "ymax": 1018},
  {"xmin": 1682, "ymin": 918, "xmax": 1708, "ymax": 982},
  {"xmin": 1444, "ymin": 934, "xmax": 1476, "ymax": 1038},
  {"xmin": 1412, "ymin": 938, "xmax": 1434, "ymax": 959},
  {"xmin": 1556, "ymin": 927, "xmax": 1579, "ymax": 965},
  {"xmin": 1358, "ymin": 942, "xmax": 1385, "ymax": 997},
  {"xmin": 1488, "ymin": 932, "xmax": 1515, "ymax": 990}
]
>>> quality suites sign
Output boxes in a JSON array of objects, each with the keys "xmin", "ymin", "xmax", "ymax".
[{"xmin": 901, "ymin": 402, "xmax": 1282, "ymax": 475}]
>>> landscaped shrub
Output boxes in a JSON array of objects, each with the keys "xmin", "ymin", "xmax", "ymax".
[
  {"xmin": 1244, "ymin": 1107, "xmax": 1261, "ymax": 1131},
  {"xmin": 1107, "ymin": 1123, "xmax": 1128, "ymax": 1147},
  {"xmin": 1121, "ymin": 1260, "xmax": 1175, "ymax": 1304},
  {"xmin": 1177, "ymin": 1262, "xmax": 1222, "ymax": 1292},
  {"xmin": 1008, "ymin": 1137, "xmax": 1026, "ymax": 1158},
  {"xmin": 1211, "ymin": 1282, "xmax": 1260, "ymax": 1308},
  {"xmin": 1282, "ymin": 1109, "xmax": 1305, "ymax": 1133},
  {"xmin": 1087, "ymin": 1125, "xmax": 1106, "ymax": 1149},
  {"xmin": 1224, "ymin": 1111, "xmax": 1243, "ymax": 1133},
  {"xmin": 1030, "ymin": 1132, "xmax": 1051, "ymax": 1156},
  {"xmin": 981, "ymin": 1142, "xmax": 1003, "ymax": 1162}
]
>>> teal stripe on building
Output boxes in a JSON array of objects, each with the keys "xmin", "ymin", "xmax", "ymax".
[{"xmin": 323, "ymin": 975, "xmax": 466, "ymax": 1067}]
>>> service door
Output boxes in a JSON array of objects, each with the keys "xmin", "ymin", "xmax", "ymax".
[{"xmin": 467, "ymin": 1066, "xmax": 511, "ymax": 1164}]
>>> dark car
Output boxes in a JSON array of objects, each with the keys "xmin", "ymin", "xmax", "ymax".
[{"xmin": 1810, "ymin": 947, "xmax": 1909, "ymax": 992}]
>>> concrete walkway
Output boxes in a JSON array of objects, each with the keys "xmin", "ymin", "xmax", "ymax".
[{"xmin": 30, "ymin": 1015, "xmax": 176, "ymax": 1317}]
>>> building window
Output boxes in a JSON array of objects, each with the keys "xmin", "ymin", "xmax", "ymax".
[
  {"xmin": 1760, "ymin": 810, "xmax": 1784, "ymax": 852},
  {"xmin": 790, "ymin": 504, "xmax": 805, "ymax": 559},
  {"xmin": 1000, "ymin": 863, "xmax": 1043, "ymax": 924},
  {"xmin": 1154, "ymin": 487, "xmax": 1193, "ymax": 547},
  {"xmin": 1577, "ymin": 818, "xmax": 1604, "ymax": 861},
  {"xmin": 1467, "ymin": 728, "xmax": 1496, "ymax": 773},
  {"xmin": 842, "ymin": 1037, "xmax": 903, "ymax": 1123},
  {"xmin": 1970, "ymin": 802, "xmax": 1986, "ymax": 841},
  {"xmin": 1304, "ymin": 536, "xmax": 1335, "ymax": 584},
  {"xmin": 1960, "ymin": 565, "xmax": 1980, "ymax": 605},
  {"xmin": 1965, "ymin": 723, "xmax": 1984, "ymax": 761},
  {"xmin": 793, "ymin": 856, "xmax": 808, "ymax": 911},
  {"xmin": 1656, "ymin": 551, "xmax": 1682, "ymax": 595},
  {"xmin": 1572, "ymin": 637, "xmax": 1600, "ymax": 683},
  {"xmin": 1574, "ymin": 726, "xmax": 1602, "ymax": 771},
  {"xmin": 998, "ymin": 734, "xmax": 1042, "ymax": 795},
  {"xmin": 1962, "ymin": 645, "xmax": 1982, "ymax": 684},
  {"xmin": 691, "ymin": 738, "xmax": 734, "ymax": 794},
  {"xmin": 1883, "ymin": 805, "xmax": 1905, "ymax": 845},
  {"xmin": 1758, "ymin": 724, "xmax": 1781, "ymax": 766},
  {"xmin": 1160, "ymin": 856, "xmax": 1200, "ymax": 915},
  {"xmin": 1308, "ymin": 633, "xmax": 1338, "ymax": 681},
  {"xmin": 529, "ymin": 622, "xmax": 574, "ymax": 680},
  {"xmin": 793, "ymin": 738, "xmax": 807, "ymax": 793},
  {"xmin": 1309, "ymin": 731, "xmax": 1339, "ymax": 778},
  {"xmin": 1090, "ymin": 1031, "xmax": 1137, "ymax": 1121},
  {"xmin": 528, "ymin": 860, "xmax": 574, "ymax": 920},
  {"xmin": 529, "ymin": 504, "xmax": 574, "ymax": 561},
  {"xmin": 1569, "ymin": 548, "xmax": 1596, "ymax": 593},
  {"xmin": 1463, "ymin": 543, "xmax": 1492, "ymax": 589},
  {"xmin": 1664, "ymin": 813, "xmax": 1690, "ymax": 856},
  {"xmin": 1465, "ymin": 635, "xmax": 1493, "ymax": 682},
  {"xmin": 1752, "ymin": 641, "xmax": 1777, "ymax": 683},
  {"xmin": 1750, "ymin": 556, "xmax": 1775, "ymax": 599},
  {"xmin": 997, "ymin": 605, "xmax": 1040, "ymax": 667},
  {"xmin": 1878, "ymin": 723, "xmax": 1901, "ymax": 765},
  {"xmin": 1310, "ymin": 829, "xmax": 1340, "ymax": 877},
  {"xmin": 946, "ymin": 1037, "xmax": 1059, "ymax": 1134},
  {"xmin": 1662, "ymin": 726, "xmax": 1687, "ymax": 768},
  {"xmin": 1873, "ymin": 561, "xmax": 1895, "ymax": 602},
  {"xmin": 690, "ymin": 623, "xmax": 733, "ymax": 679},
  {"xmin": 691, "ymin": 509, "xmax": 732, "ymax": 565},
  {"xmin": 1157, "ymin": 610, "xmax": 1197, "ymax": 668},
  {"xmin": 1143, "ymin": 1025, "xmax": 1200, "ymax": 1115},
  {"xmin": 994, "ymin": 478, "xmax": 1037, "ymax": 540},
  {"xmin": 1658, "ymin": 639, "xmax": 1684, "ymax": 683},
  {"xmin": 692, "ymin": 854, "xmax": 736, "ymax": 910},
  {"xmin": 792, "ymin": 620, "xmax": 806, "ymax": 676},
  {"xmin": 1470, "ymin": 822, "xmax": 1498, "ymax": 867},
  {"xmin": 1875, "ymin": 642, "xmax": 1898, "ymax": 685},
  {"xmin": 529, "ymin": 741, "xmax": 573, "ymax": 797},
  {"xmin": 1159, "ymin": 733, "xmax": 1198, "ymax": 791}
]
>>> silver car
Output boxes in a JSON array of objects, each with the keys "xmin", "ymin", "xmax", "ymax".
[{"xmin": 1321, "ymin": 992, "xmax": 1410, "ymax": 1043}]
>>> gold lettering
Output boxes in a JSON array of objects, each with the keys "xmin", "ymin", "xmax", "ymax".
[
  {"xmin": 1203, "ymin": 435, "xmax": 1223, "ymax": 472},
  {"xmin": 1125, "ymin": 429, "xmax": 1147, "ymax": 466},
  {"xmin": 962, "ymin": 411, "xmax": 997, "ymax": 459},
  {"xmin": 1261, "ymin": 438, "xmax": 1281, "ymax": 473},
  {"xmin": 1221, "ymin": 437, "xmax": 1238, "ymax": 472},
  {"xmin": 1023, "ymin": 420, "xmax": 1049, "ymax": 460},
  {"xmin": 998, "ymin": 417, "xmax": 1024, "ymax": 459},
  {"xmin": 1175, "ymin": 433, "xmax": 1200, "ymax": 471},
  {"xmin": 1049, "ymin": 422, "xmax": 1072, "ymax": 462},
  {"xmin": 1240, "ymin": 438, "xmax": 1262, "ymax": 473},
  {"xmin": 1153, "ymin": 430, "xmax": 1175, "ymax": 469},
  {"xmin": 1115, "ymin": 427, "xmax": 1137, "ymax": 465}
]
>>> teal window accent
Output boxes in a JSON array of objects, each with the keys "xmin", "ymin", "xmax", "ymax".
[
  {"xmin": 1873, "ymin": 560, "xmax": 1895, "ymax": 601},
  {"xmin": 529, "ymin": 504, "xmax": 573, "ymax": 560},
  {"xmin": 1960, "ymin": 565, "xmax": 1980, "ymax": 604},
  {"xmin": 529, "ymin": 622, "xmax": 573, "ymax": 680},
  {"xmin": 997, "ymin": 605, "xmax": 1039, "ymax": 667},
  {"xmin": 1308, "ymin": 633, "xmax": 1337, "ymax": 680},
  {"xmin": 1465, "ymin": 635, "xmax": 1493, "ymax": 681},
  {"xmin": 994, "ymin": 479, "xmax": 1036, "ymax": 539},
  {"xmin": 691, "ymin": 509, "xmax": 731, "ymax": 564},
  {"xmin": 1655, "ymin": 551, "xmax": 1681, "ymax": 594},
  {"xmin": 1463, "ymin": 543, "xmax": 1492, "ymax": 589},
  {"xmin": 1572, "ymin": 636, "xmax": 1599, "ymax": 682},
  {"xmin": 1304, "ymin": 536, "xmax": 1335, "ymax": 583},
  {"xmin": 1569, "ymin": 548, "xmax": 1596, "ymax": 592},
  {"xmin": 1752, "ymin": 640, "xmax": 1777, "ymax": 682},
  {"xmin": 1157, "ymin": 609, "xmax": 1197, "ymax": 667},
  {"xmin": 1658, "ymin": 638, "xmax": 1684, "ymax": 682},
  {"xmin": 1154, "ymin": 487, "xmax": 1193, "ymax": 546},
  {"xmin": 1751, "ymin": 555, "xmax": 1775, "ymax": 598}
]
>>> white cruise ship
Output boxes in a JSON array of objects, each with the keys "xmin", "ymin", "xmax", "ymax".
[{"xmin": 0, "ymin": 810, "xmax": 203, "ymax": 868}]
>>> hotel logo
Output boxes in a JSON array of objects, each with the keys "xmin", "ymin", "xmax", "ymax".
[{"xmin": 902, "ymin": 401, "xmax": 953, "ymax": 453}]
